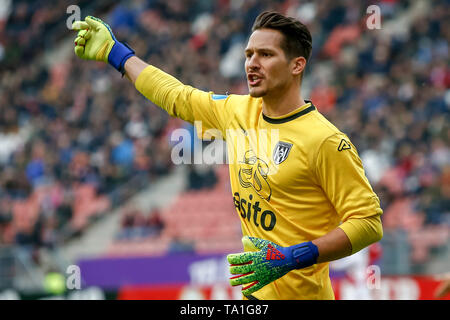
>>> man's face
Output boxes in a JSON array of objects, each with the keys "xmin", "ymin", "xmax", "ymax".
[{"xmin": 245, "ymin": 28, "xmax": 294, "ymax": 98}]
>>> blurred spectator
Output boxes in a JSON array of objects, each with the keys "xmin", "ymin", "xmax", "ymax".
[
  {"xmin": 146, "ymin": 208, "xmax": 165, "ymax": 237},
  {"xmin": 0, "ymin": 196, "xmax": 13, "ymax": 243},
  {"xmin": 117, "ymin": 208, "xmax": 136, "ymax": 240},
  {"xmin": 117, "ymin": 207, "xmax": 165, "ymax": 240},
  {"xmin": 187, "ymin": 163, "xmax": 218, "ymax": 191},
  {"xmin": 117, "ymin": 207, "xmax": 145, "ymax": 240},
  {"xmin": 168, "ymin": 235, "xmax": 195, "ymax": 254}
]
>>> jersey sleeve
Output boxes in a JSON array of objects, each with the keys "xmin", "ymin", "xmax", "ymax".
[
  {"xmin": 339, "ymin": 215, "xmax": 383, "ymax": 254},
  {"xmin": 314, "ymin": 133, "xmax": 383, "ymax": 253},
  {"xmin": 135, "ymin": 65, "xmax": 235, "ymax": 139}
]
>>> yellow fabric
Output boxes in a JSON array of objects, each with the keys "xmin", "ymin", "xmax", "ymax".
[
  {"xmin": 135, "ymin": 65, "xmax": 383, "ymax": 300},
  {"xmin": 339, "ymin": 215, "xmax": 383, "ymax": 254}
]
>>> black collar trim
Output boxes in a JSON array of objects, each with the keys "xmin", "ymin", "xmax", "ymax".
[{"xmin": 262, "ymin": 102, "xmax": 316, "ymax": 124}]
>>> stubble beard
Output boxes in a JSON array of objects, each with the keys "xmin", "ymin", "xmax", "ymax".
[{"xmin": 249, "ymin": 86, "xmax": 267, "ymax": 98}]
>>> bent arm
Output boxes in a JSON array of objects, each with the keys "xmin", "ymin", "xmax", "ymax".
[
  {"xmin": 312, "ymin": 133, "xmax": 384, "ymax": 264},
  {"xmin": 312, "ymin": 227, "xmax": 352, "ymax": 263},
  {"xmin": 312, "ymin": 214, "xmax": 383, "ymax": 263}
]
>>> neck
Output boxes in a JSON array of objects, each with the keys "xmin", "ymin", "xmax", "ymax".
[{"xmin": 262, "ymin": 84, "xmax": 305, "ymax": 118}]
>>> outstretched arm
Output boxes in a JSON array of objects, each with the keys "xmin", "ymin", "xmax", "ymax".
[
  {"xmin": 71, "ymin": 15, "xmax": 236, "ymax": 138},
  {"xmin": 124, "ymin": 56, "xmax": 148, "ymax": 84},
  {"xmin": 72, "ymin": 16, "xmax": 147, "ymax": 84}
]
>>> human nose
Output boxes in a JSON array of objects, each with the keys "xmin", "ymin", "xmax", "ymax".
[{"xmin": 246, "ymin": 54, "xmax": 260, "ymax": 72}]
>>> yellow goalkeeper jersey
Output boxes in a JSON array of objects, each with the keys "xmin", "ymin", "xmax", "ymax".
[{"xmin": 135, "ymin": 65, "xmax": 383, "ymax": 300}]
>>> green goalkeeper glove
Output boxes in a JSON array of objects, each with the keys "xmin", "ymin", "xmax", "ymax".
[
  {"xmin": 227, "ymin": 236, "xmax": 319, "ymax": 296},
  {"xmin": 72, "ymin": 16, "xmax": 135, "ymax": 74}
]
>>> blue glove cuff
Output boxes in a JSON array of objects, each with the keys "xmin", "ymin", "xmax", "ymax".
[
  {"xmin": 108, "ymin": 41, "xmax": 135, "ymax": 74},
  {"xmin": 291, "ymin": 241, "xmax": 319, "ymax": 269}
]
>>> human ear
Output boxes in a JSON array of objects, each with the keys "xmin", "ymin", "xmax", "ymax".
[{"xmin": 291, "ymin": 56, "xmax": 306, "ymax": 76}]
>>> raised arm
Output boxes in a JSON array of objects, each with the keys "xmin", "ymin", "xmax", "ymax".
[
  {"xmin": 124, "ymin": 56, "xmax": 148, "ymax": 84},
  {"xmin": 71, "ymin": 16, "xmax": 236, "ymax": 138}
]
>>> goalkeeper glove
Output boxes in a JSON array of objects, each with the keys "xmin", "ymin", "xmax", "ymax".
[
  {"xmin": 227, "ymin": 236, "xmax": 319, "ymax": 296},
  {"xmin": 72, "ymin": 16, "xmax": 135, "ymax": 74}
]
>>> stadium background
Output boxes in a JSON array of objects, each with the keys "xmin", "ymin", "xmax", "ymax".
[{"xmin": 0, "ymin": 0, "xmax": 448, "ymax": 300}]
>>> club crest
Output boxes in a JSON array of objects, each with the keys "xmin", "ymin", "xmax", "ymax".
[{"xmin": 273, "ymin": 141, "xmax": 293, "ymax": 165}]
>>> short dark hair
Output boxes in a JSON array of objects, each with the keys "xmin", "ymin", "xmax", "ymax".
[{"xmin": 252, "ymin": 11, "xmax": 312, "ymax": 62}]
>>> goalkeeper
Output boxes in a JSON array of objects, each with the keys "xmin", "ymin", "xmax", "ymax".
[{"xmin": 71, "ymin": 12, "xmax": 383, "ymax": 300}]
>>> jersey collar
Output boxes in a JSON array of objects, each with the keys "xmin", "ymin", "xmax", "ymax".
[{"xmin": 262, "ymin": 101, "xmax": 316, "ymax": 124}]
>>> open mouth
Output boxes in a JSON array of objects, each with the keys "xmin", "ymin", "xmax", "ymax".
[{"xmin": 247, "ymin": 74, "xmax": 263, "ymax": 86}]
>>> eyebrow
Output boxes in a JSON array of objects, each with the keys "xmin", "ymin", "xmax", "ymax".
[{"xmin": 244, "ymin": 47, "xmax": 277, "ymax": 54}]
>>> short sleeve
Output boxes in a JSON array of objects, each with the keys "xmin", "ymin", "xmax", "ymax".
[{"xmin": 314, "ymin": 133, "xmax": 383, "ymax": 222}]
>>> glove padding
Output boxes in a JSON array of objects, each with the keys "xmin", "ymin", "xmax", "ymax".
[
  {"xmin": 227, "ymin": 236, "xmax": 319, "ymax": 296},
  {"xmin": 72, "ymin": 16, "xmax": 134, "ymax": 72}
]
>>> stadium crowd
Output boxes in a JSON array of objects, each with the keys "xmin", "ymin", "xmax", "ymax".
[{"xmin": 0, "ymin": 0, "xmax": 448, "ymax": 274}]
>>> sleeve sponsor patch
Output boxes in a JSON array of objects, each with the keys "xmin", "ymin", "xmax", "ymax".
[{"xmin": 212, "ymin": 94, "xmax": 228, "ymax": 100}]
